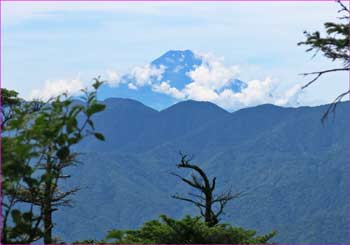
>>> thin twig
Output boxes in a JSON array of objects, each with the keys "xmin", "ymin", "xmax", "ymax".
[{"xmin": 300, "ymin": 67, "xmax": 350, "ymax": 89}]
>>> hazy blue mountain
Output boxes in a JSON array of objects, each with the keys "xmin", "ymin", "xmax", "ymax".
[
  {"xmin": 80, "ymin": 98, "xmax": 230, "ymax": 153},
  {"xmin": 78, "ymin": 98, "xmax": 158, "ymax": 152},
  {"xmin": 55, "ymin": 99, "xmax": 349, "ymax": 244},
  {"xmin": 150, "ymin": 49, "xmax": 202, "ymax": 89},
  {"xmin": 98, "ymin": 50, "xmax": 247, "ymax": 110}
]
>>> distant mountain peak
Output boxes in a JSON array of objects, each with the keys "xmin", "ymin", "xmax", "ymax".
[
  {"xmin": 156, "ymin": 49, "xmax": 196, "ymax": 59},
  {"xmin": 162, "ymin": 99, "xmax": 229, "ymax": 116},
  {"xmin": 99, "ymin": 49, "xmax": 246, "ymax": 111},
  {"xmin": 151, "ymin": 49, "xmax": 202, "ymax": 70},
  {"xmin": 103, "ymin": 97, "xmax": 158, "ymax": 113},
  {"xmin": 103, "ymin": 97, "xmax": 144, "ymax": 105}
]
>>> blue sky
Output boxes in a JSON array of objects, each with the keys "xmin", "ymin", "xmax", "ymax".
[{"xmin": 2, "ymin": 1, "xmax": 349, "ymax": 111}]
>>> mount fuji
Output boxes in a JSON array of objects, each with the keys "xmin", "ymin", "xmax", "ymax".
[{"xmin": 98, "ymin": 50, "xmax": 246, "ymax": 110}]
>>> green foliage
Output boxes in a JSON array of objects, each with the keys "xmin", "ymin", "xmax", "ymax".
[
  {"xmin": 6, "ymin": 209, "xmax": 43, "ymax": 244},
  {"xmin": 1, "ymin": 88, "xmax": 21, "ymax": 109},
  {"xmin": 1, "ymin": 79, "xmax": 106, "ymax": 244},
  {"xmin": 1, "ymin": 88, "xmax": 21, "ymax": 128},
  {"xmin": 1, "ymin": 89, "xmax": 44, "ymax": 244},
  {"xmin": 297, "ymin": 1, "xmax": 349, "ymax": 120},
  {"xmin": 298, "ymin": 1, "xmax": 349, "ymax": 65},
  {"xmin": 100, "ymin": 215, "xmax": 276, "ymax": 244}
]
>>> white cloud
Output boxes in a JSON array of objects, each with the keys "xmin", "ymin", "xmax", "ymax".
[
  {"xmin": 176, "ymin": 52, "xmax": 240, "ymax": 102},
  {"xmin": 117, "ymin": 52, "xmax": 303, "ymax": 111},
  {"xmin": 128, "ymin": 83, "xmax": 137, "ymax": 90},
  {"xmin": 152, "ymin": 81, "xmax": 185, "ymax": 99},
  {"xmin": 106, "ymin": 70, "xmax": 119, "ymax": 82},
  {"xmin": 128, "ymin": 64, "xmax": 165, "ymax": 89},
  {"xmin": 183, "ymin": 82, "xmax": 219, "ymax": 101},
  {"xmin": 275, "ymin": 84, "xmax": 303, "ymax": 106},
  {"xmin": 30, "ymin": 78, "xmax": 84, "ymax": 100},
  {"xmin": 187, "ymin": 52, "xmax": 240, "ymax": 92},
  {"xmin": 185, "ymin": 76, "xmax": 302, "ymax": 111},
  {"xmin": 160, "ymin": 53, "xmax": 303, "ymax": 110},
  {"xmin": 150, "ymin": 75, "xmax": 302, "ymax": 111},
  {"xmin": 105, "ymin": 70, "xmax": 122, "ymax": 87},
  {"xmin": 212, "ymin": 78, "xmax": 274, "ymax": 110}
]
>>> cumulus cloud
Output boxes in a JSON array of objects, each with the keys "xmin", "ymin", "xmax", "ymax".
[
  {"xmin": 221, "ymin": 78, "xmax": 277, "ymax": 107},
  {"xmin": 105, "ymin": 70, "xmax": 122, "ymax": 87},
  {"xmin": 187, "ymin": 52, "xmax": 240, "ymax": 92},
  {"xmin": 152, "ymin": 81, "xmax": 185, "ymax": 99},
  {"xmin": 128, "ymin": 64, "xmax": 165, "ymax": 89},
  {"xmin": 274, "ymin": 84, "xmax": 303, "ymax": 107},
  {"xmin": 128, "ymin": 83, "xmax": 138, "ymax": 90},
  {"xmin": 108, "ymin": 51, "xmax": 302, "ymax": 111},
  {"xmin": 148, "ymin": 74, "xmax": 302, "ymax": 111},
  {"xmin": 211, "ymin": 78, "xmax": 299, "ymax": 110},
  {"xmin": 104, "ymin": 64, "xmax": 165, "ymax": 90},
  {"xmin": 182, "ymin": 82, "xmax": 218, "ymax": 101},
  {"xmin": 30, "ymin": 78, "xmax": 84, "ymax": 100},
  {"xmin": 144, "ymin": 51, "xmax": 302, "ymax": 111}
]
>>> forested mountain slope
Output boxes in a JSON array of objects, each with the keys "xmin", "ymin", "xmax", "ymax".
[{"xmin": 56, "ymin": 100, "xmax": 349, "ymax": 244}]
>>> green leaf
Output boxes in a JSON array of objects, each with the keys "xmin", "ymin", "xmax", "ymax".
[
  {"xmin": 22, "ymin": 212, "xmax": 33, "ymax": 222},
  {"xmin": 86, "ymin": 103, "xmax": 106, "ymax": 116},
  {"xmin": 94, "ymin": 132, "xmax": 105, "ymax": 141},
  {"xmin": 106, "ymin": 230, "xmax": 125, "ymax": 241},
  {"xmin": 11, "ymin": 209, "xmax": 22, "ymax": 224},
  {"xmin": 92, "ymin": 78, "xmax": 103, "ymax": 90},
  {"xmin": 56, "ymin": 146, "xmax": 70, "ymax": 160},
  {"xmin": 67, "ymin": 118, "xmax": 78, "ymax": 133}
]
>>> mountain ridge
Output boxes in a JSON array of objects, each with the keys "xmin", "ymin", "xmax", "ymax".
[
  {"xmin": 55, "ymin": 99, "xmax": 348, "ymax": 244},
  {"xmin": 102, "ymin": 96, "xmax": 348, "ymax": 114}
]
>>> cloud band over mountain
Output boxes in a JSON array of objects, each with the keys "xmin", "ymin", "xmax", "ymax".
[{"xmin": 30, "ymin": 50, "xmax": 302, "ymax": 111}]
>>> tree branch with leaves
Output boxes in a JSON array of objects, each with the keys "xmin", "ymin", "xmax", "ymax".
[
  {"xmin": 298, "ymin": 0, "xmax": 350, "ymax": 121},
  {"xmin": 2, "ymin": 78, "xmax": 106, "ymax": 244}
]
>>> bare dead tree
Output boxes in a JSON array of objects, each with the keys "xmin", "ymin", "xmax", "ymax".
[{"xmin": 171, "ymin": 153, "xmax": 242, "ymax": 227}]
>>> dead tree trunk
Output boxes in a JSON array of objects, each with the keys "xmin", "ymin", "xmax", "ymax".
[
  {"xmin": 43, "ymin": 160, "xmax": 53, "ymax": 244},
  {"xmin": 171, "ymin": 153, "xmax": 242, "ymax": 227}
]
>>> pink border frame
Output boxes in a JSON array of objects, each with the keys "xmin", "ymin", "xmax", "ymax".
[
  {"xmin": 0, "ymin": 0, "xmax": 343, "ymax": 2},
  {"xmin": 0, "ymin": 0, "xmax": 349, "ymax": 245}
]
